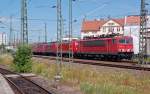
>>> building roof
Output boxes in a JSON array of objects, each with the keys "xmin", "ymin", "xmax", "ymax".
[
  {"xmin": 112, "ymin": 18, "xmax": 125, "ymax": 26},
  {"xmin": 81, "ymin": 19, "xmax": 125, "ymax": 32},
  {"xmin": 81, "ymin": 20, "xmax": 106, "ymax": 32},
  {"xmin": 81, "ymin": 16, "xmax": 141, "ymax": 32},
  {"xmin": 125, "ymin": 16, "xmax": 140, "ymax": 25}
]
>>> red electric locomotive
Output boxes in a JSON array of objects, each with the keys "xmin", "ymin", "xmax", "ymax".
[
  {"xmin": 74, "ymin": 36, "xmax": 133, "ymax": 60},
  {"xmin": 32, "ymin": 36, "xmax": 133, "ymax": 60}
]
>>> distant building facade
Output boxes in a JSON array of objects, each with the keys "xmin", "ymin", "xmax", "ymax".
[{"xmin": 124, "ymin": 16, "xmax": 140, "ymax": 54}]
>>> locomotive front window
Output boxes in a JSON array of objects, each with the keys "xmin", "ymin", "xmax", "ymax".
[
  {"xmin": 119, "ymin": 39, "xmax": 126, "ymax": 44},
  {"xmin": 119, "ymin": 38, "xmax": 133, "ymax": 44}
]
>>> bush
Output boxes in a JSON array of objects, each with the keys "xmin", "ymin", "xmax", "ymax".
[{"xmin": 13, "ymin": 44, "xmax": 32, "ymax": 72}]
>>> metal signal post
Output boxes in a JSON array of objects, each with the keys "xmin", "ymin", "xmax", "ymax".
[
  {"xmin": 21, "ymin": 0, "xmax": 28, "ymax": 44},
  {"xmin": 139, "ymin": 0, "xmax": 148, "ymax": 64}
]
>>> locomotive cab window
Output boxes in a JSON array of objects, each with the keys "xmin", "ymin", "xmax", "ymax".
[
  {"xmin": 119, "ymin": 39, "xmax": 126, "ymax": 44},
  {"xmin": 119, "ymin": 38, "xmax": 133, "ymax": 44}
]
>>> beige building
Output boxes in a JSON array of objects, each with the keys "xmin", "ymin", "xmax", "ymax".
[{"xmin": 81, "ymin": 18, "xmax": 124, "ymax": 38}]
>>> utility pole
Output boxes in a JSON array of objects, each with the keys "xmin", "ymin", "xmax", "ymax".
[
  {"xmin": 139, "ymin": 0, "xmax": 148, "ymax": 64},
  {"xmin": 2, "ymin": 33, "xmax": 4, "ymax": 53},
  {"xmin": 21, "ymin": 0, "xmax": 28, "ymax": 44},
  {"xmin": 69, "ymin": 0, "xmax": 73, "ymax": 63},
  {"xmin": 44, "ymin": 23, "xmax": 47, "ymax": 43},
  {"xmin": 13, "ymin": 32, "xmax": 16, "ymax": 47},
  {"xmin": 5, "ymin": 33, "xmax": 6, "ymax": 46},
  {"xmin": 55, "ymin": 0, "xmax": 62, "ymax": 83},
  {"xmin": 16, "ymin": 30, "xmax": 19, "ymax": 46},
  {"xmin": 9, "ymin": 16, "xmax": 13, "ymax": 46}
]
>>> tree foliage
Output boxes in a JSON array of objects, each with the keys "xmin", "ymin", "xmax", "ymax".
[{"xmin": 13, "ymin": 45, "xmax": 32, "ymax": 72}]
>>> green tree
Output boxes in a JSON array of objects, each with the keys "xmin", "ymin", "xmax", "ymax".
[{"xmin": 13, "ymin": 44, "xmax": 32, "ymax": 72}]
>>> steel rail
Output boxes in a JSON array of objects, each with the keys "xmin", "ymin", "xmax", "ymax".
[
  {"xmin": 0, "ymin": 67, "xmax": 52, "ymax": 94},
  {"xmin": 4, "ymin": 75, "xmax": 25, "ymax": 94},
  {"xmin": 33, "ymin": 55, "xmax": 150, "ymax": 71}
]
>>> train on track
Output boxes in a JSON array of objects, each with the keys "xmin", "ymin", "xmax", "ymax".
[{"xmin": 32, "ymin": 35, "xmax": 134, "ymax": 60}]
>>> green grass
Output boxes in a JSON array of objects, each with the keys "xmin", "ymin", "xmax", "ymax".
[
  {"xmin": 80, "ymin": 83, "xmax": 137, "ymax": 94},
  {"xmin": 1, "ymin": 55, "xmax": 150, "ymax": 94},
  {"xmin": 0, "ymin": 54, "xmax": 13, "ymax": 66},
  {"xmin": 31, "ymin": 60, "xmax": 150, "ymax": 94}
]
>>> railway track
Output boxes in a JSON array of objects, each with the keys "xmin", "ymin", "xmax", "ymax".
[
  {"xmin": 33, "ymin": 55, "xmax": 150, "ymax": 71},
  {"xmin": 0, "ymin": 68, "xmax": 52, "ymax": 94}
]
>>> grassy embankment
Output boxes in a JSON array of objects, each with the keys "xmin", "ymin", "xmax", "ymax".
[
  {"xmin": 0, "ymin": 54, "xmax": 13, "ymax": 67},
  {"xmin": 1, "ymin": 54, "xmax": 150, "ymax": 94},
  {"xmin": 31, "ymin": 61, "xmax": 150, "ymax": 94}
]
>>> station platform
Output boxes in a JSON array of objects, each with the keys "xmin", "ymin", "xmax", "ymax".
[{"xmin": 0, "ymin": 74, "xmax": 14, "ymax": 94}]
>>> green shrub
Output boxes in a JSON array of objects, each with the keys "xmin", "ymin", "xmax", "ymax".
[{"xmin": 13, "ymin": 44, "xmax": 32, "ymax": 72}]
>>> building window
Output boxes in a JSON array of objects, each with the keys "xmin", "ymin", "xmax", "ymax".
[
  {"xmin": 108, "ymin": 23, "xmax": 114, "ymax": 26},
  {"xmin": 117, "ymin": 27, "xmax": 120, "ymax": 32},
  {"xmin": 108, "ymin": 27, "xmax": 114, "ymax": 33},
  {"xmin": 103, "ymin": 27, "xmax": 106, "ymax": 32}
]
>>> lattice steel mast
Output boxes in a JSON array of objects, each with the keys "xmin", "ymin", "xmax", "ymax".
[
  {"xmin": 9, "ymin": 16, "xmax": 13, "ymax": 46},
  {"xmin": 139, "ymin": 0, "xmax": 148, "ymax": 64},
  {"xmin": 44, "ymin": 23, "xmax": 47, "ymax": 43},
  {"xmin": 69, "ymin": 0, "xmax": 73, "ymax": 63},
  {"xmin": 21, "ymin": 0, "xmax": 28, "ymax": 44},
  {"xmin": 55, "ymin": 0, "xmax": 62, "ymax": 82}
]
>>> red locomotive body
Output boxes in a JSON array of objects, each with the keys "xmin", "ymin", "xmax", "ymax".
[
  {"xmin": 32, "ymin": 36, "xmax": 133, "ymax": 60},
  {"xmin": 75, "ymin": 36, "xmax": 133, "ymax": 59},
  {"xmin": 56, "ymin": 40, "xmax": 79, "ymax": 55},
  {"xmin": 32, "ymin": 43, "xmax": 49, "ymax": 55}
]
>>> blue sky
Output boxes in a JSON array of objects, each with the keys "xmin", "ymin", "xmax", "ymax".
[{"xmin": 0, "ymin": 0, "xmax": 150, "ymax": 43}]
